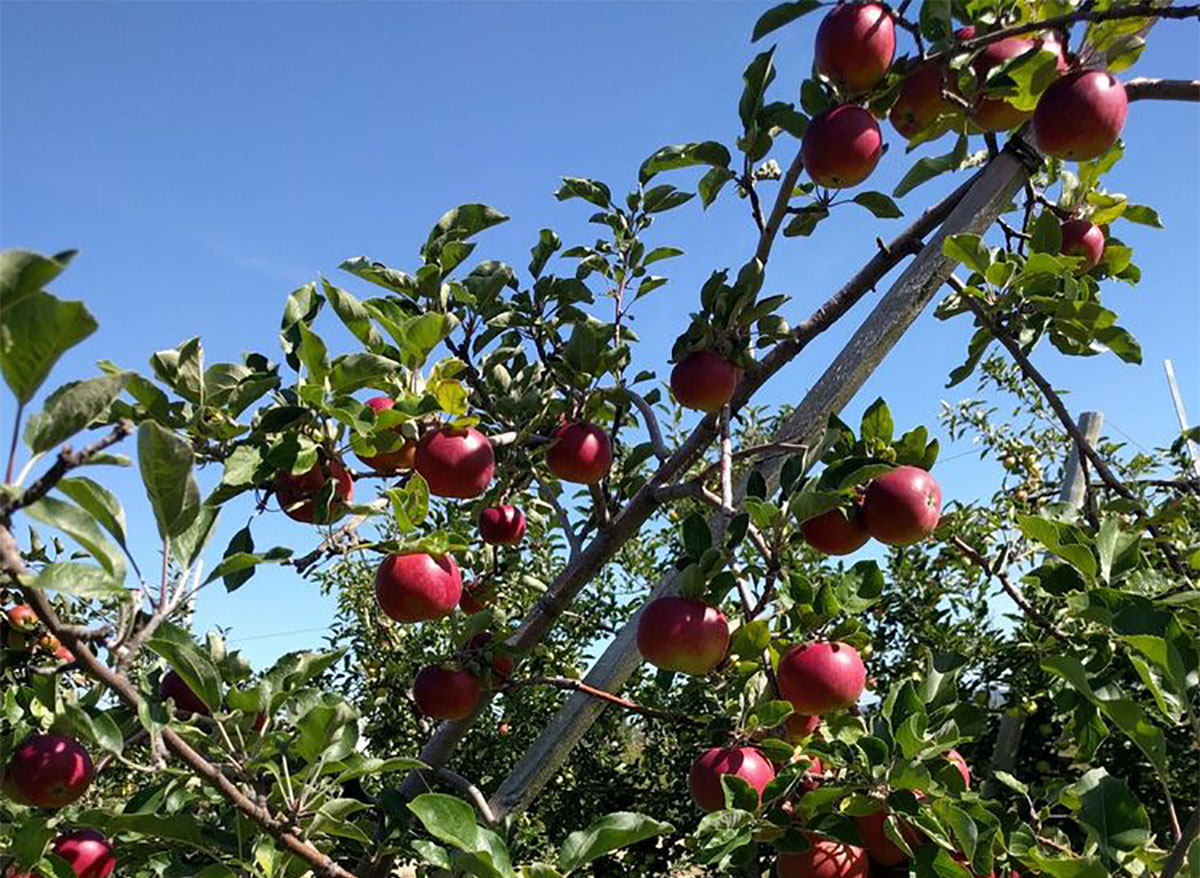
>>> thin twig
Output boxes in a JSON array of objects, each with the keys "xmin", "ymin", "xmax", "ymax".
[
  {"xmin": 755, "ymin": 149, "xmax": 807, "ymax": 264},
  {"xmin": 1, "ymin": 421, "xmax": 134, "ymax": 517},
  {"xmin": 952, "ymin": 535, "xmax": 1069, "ymax": 640},
  {"xmin": 508, "ymin": 676, "xmax": 704, "ymax": 725},
  {"xmin": 539, "ymin": 482, "xmax": 582, "ymax": 559},
  {"xmin": 5, "ymin": 401, "xmax": 25, "ymax": 485},
  {"xmin": 1163, "ymin": 809, "xmax": 1200, "ymax": 878},
  {"xmin": 433, "ymin": 768, "xmax": 498, "ymax": 825},
  {"xmin": 1124, "ymin": 77, "xmax": 1200, "ymax": 102},
  {"xmin": 622, "ymin": 388, "xmax": 671, "ymax": 462}
]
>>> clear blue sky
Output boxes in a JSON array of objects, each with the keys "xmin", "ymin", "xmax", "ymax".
[{"xmin": 3, "ymin": 2, "xmax": 1197, "ymax": 669}]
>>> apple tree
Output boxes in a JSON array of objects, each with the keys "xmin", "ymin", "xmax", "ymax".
[{"xmin": 2, "ymin": 2, "xmax": 1199, "ymax": 878}]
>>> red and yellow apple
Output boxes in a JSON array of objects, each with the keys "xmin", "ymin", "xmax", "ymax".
[{"xmin": 637, "ymin": 596, "xmax": 730, "ymax": 676}]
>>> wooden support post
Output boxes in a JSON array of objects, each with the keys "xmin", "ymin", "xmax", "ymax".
[
  {"xmin": 488, "ymin": 146, "xmax": 1034, "ymax": 820},
  {"xmin": 1164, "ymin": 359, "xmax": 1200, "ymax": 478}
]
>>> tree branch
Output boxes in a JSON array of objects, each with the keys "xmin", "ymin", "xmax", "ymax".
[
  {"xmin": 539, "ymin": 481, "xmax": 582, "ymax": 559},
  {"xmin": 1, "ymin": 421, "xmax": 134, "ymax": 517},
  {"xmin": 1125, "ymin": 77, "xmax": 1200, "ymax": 102},
  {"xmin": 0, "ymin": 525, "xmax": 361, "ymax": 878},
  {"xmin": 432, "ymin": 768, "xmax": 498, "ymax": 825},
  {"xmin": 755, "ymin": 148, "xmax": 807, "ymax": 264},
  {"xmin": 1163, "ymin": 809, "xmax": 1200, "ymax": 878},
  {"xmin": 951, "ymin": 535, "xmax": 1070, "ymax": 641}
]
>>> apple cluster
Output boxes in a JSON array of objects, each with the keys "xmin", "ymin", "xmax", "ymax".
[{"xmin": 801, "ymin": 465, "xmax": 942, "ymax": 556}]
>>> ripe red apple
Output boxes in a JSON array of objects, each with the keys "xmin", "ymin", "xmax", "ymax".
[
  {"xmin": 862, "ymin": 466, "xmax": 941, "ymax": 546},
  {"xmin": 801, "ymin": 105, "xmax": 883, "ymax": 189},
  {"xmin": 970, "ymin": 35, "xmax": 1067, "ymax": 132},
  {"xmin": 414, "ymin": 425, "xmax": 495, "ymax": 499},
  {"xmin": 374, "ymin": 553, "xmax": 462, "ymax": 623},
  {"xmin": 786, "ymin": 713, "xmax": 821, "ymax": 743},
  {"xmin": 670, "ymin": 351, "xmax": 739, "ymax": 413},
  {"xmin": 688, "ymin": 746, "xmax": 776, "ymax": 812},
  {"xmin": 467, "ymin": 632, "xmax": 516, "ymax": 687},
  {"xmin": 38, "ymin": 634, "xmax": 74, "ymax": 664},
  {"xmin": 253, "ymin": 713, "xmax": 269, "ymax": 734},
  {"xmin": 413, "ymin": 664, "xmax": 481, "ymax": 720},
  {"xmin": 778, "ymin": 642, "xmax": 866, "ymax": 715},
  {"xmin": 947, "ymin": 748, "xmax": 971, "ymax": 788},
  {"xmin": 159, "ymin": 669, "xmax": 212, "ymax": 717},
  {"xmin": 1034, "ymin": 69, "xmax": 1127, "ymax": 161},
  {"xmin": 6, "ymin": 604, "xmax": 38, "ymax": 631},
  {"xmin": 478, "ymin": 505, "xmax": 527, "ymax": 546},
  {"xmin": 1059, "ymin": 218, "xmax": 1105, "ymax": 271},
  {"xmin": 889, "ymin": 62, "xmax": 958, "ymax": 140},
  {"xmin": 815, "ymin": 2, "xmax": 896, "ymax": 93},
  {"xmin": 801, "ymin": 506, "xmax": 870, "ymax": 555},
  {"xmin": 637, "ymin": 596, "xmax": 730, "ymax": 676},
  {"xmin": 546, "ymin": 421, "xmax": 613, "ymax": 485},
  {"xmin": 5, "ymin": 733, "xmax": 95, "ymax": 808},
  {"xmin": 459, "ymin": 580, "xmax": 494, "ymax": 615},
  {"xmin": 355, "ymin": 396, "xmax": 417, "ymax": 474},
  {"xmin": 854, "ymin": 807, "xmax": 926, "ymax": 866},
  {"xmin": 51, "ymin": 829, "xmax": 116, "ymax": 878},
  {"xmin": 274, "ymin": 454, "xmax": 353, "ymax": 524},
  {"xmin": 776, "ymin": 834, "xmax": 870, "ymax": 878}
]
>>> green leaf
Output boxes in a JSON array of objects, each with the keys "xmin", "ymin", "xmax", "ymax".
[
  {"xmin": 942, "ymin": 234, "xmax": 992, "ymax": 275},
  {"xmin": 698, "ymin": 167, "xmax": 736, "ymax": 208},
  {"xmin": 1093, "ymin": 326, "xmax": 1142, "ymax": 364},
  {"xmin": 149, "ymin": 337, "xmax": 204, "ymax": 404},
  {"xmin": 25, "ymin": 495, "xmax": 126, "ymax": 580},
  {"xmin": 23, "ymin": 372, "xmax": 129, "ymax": 454},
  {"xmin": 1041, "ymin": 654, "xmax": 1166, "ymax": 771},
  {"xmin": 639, "ymin": 142, "xmax": 731, "ymax": 184},
  {"xmin": 388, "ymin": 476, "xmax": 430, "ymax": 535},
  {"xmin": 1, "ymin": 290, "xmax": 98, "ymax": 404},
  {"xmin": 1029, "ymin": 211, "xmax": 1063, "ymax": 255},
  {"xmin": 55, "ymin": 478, "xmax": 126, "ymax": 555},
  {"xmin": 0, "ymin": 248, "xmax": 76, "ymax": 314},
  {"xmin": 644, "ymin": 246, "xmax": 684, "ymax": 266},
  {"xmin": 32, "ymin": 562, "xmax": 127, "ymax": 599},
  {"xmin": 147, "ymin": 622, "xmax": 223, "ymax": 714},
  {"xmin": 555, "ymin": 178, "xmax": 612, "ymax": 209},
  {"xmin": 859, "ymin": 397, "xmax": 893, "ymax": 444},
  {"xmin": 557, "ymin": 812, "xmax": 673, "ymax": 874},
  {"xmin": 529, "ymin": 229, "xmax": 561, "ymax": 279},
  {"xmin": 782, "ymin": 205, "xmax": 828, "ymax": 237},
  {"xmin": 739, "ymin": 47, "xmax": 776, "ymax": 131},
  {"xmin": 642, "ymin": 184, "xmax": 695, "ymax": 214},
  {"xmin": 1121, "ymin": 204, "xmax": 1163, "ymax": 228},
  {"xmin": 408, "ymin": 793, "xmax": 515, "ymax": 878},
  {"xmin": 893, "ymin": 135, "xmax": 968, "ymax": 198},
  {"xmin": 682, "ymin": 513, "xmax": 713, "ymax": 560},
  {"xmin": 75, "ymin": 810, "xmax": 211, "ymax": 853},
  {"xmin": 138, "ymin": 421, "xmax": 200, "ymax": 540},
  {"xmin": 751, "ymin": 1, "xmax": 820, "ymax": 41},
  {"xmin": 1017, "ymin": 515, "xmax": 1098, "ymax": 583},
  {"xmin": 203, "ymin": 545, "xmax": 292, "ymax": 587},
  {"xmin": 852, "ymin": 192, "xmax": 903, "ymax": 219},
  {"xmin": 322, "ymin": 280, "xmax": 385, "ymax": 350},
  {"xmin": 170, "ymin": 503, "xmax": 220, "ymax": 569},
  {"xmin": 339, "ymin": 256, "xmax": 417, "ymax": 297},
  {"xmin": 834, "ymin": 560, "xmax": 884, "ymax": 613},
  {"xmin": 691, "ymin": 809, "xmax": 755, "ymax": 865},
  {"xmin": 424, "ymin": 204, "xmax": 510, "ymax": 261},
  {"xmin": 1073, "ymin": 768, "xmax": 1151, "ymax": 852},
  {"xmin": 292, "ymin": 690, "xmax": 359, "ymax": 764}
]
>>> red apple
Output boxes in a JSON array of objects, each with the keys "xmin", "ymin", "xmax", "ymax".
[
  {"xmin": 478, "ymin": 505, "xmax": 527, "ymax": 546},
  {"xmin": 414, "ymin": 425, "xmax": 495, "ymax": 499},
  {"xmin": 801, "ymin": 506, "xmax": 870, "ymax": 555},
  {"xmin": 253, "ymin": 713, "xmax": 269, "ymax": 734},
  {"xmin": 546, "ymin": 421, "xmax": 613, "ymax": 485},
  {"xmin": 861, "ymin": 466, "xmax": 942, "ymax": 546},
  {"xmin": 159, "ymin": 669, "xmax": 212, "ymax": 717},
  {"xmin": 801, "ymin": 105, "xmax": 883, "ymax": 189},
  {"xmin": 51, "ymin": 829, "xmax": 116, "ymax": 878},
  {"xmin": 1034, "ymin": 69, "xmax": 1127, "ymax": 161},
  {"xmin": 413, "ymin": 664, "xmax": 481, "ymax": 720},
  {"xmin": 778, "ymin": 642, "xmax": 866, "ymax": 715},
  {"xmin": 970, "ymin": 35, "xmax": 1067, "ymax": 132},
  {"xmin": 637, "ymin": 596, "xmax": 730, "ymax": 676},
  {"xmin": 671, "ymin": 351, "xmax": 739, "ymax": 413},
  {"xmin": 786, "ymin": 713, "xmax": 821, "ymax": 743},
  {"xmin": 274, "ymin": 454, "xmax": 353, "ymax": 524},
  {"xmin": 459, "ymin": 580, "xmax": 494, "ymax": 615},
  {"xmin": 6, "ymin": 604, "xmax": 38, "ymax": 631},
  {"xmin": 776, "ymin": 834, "xmax": 870, "ymax": 878},
  {"xmin": 1059, "ymin": 218, "xmax": 1105, "ymax": 271},
  {"xmin": 467, "ymin": 632, "xmax": 516, "ymax": 687},
  {"xmin": 374, "ymin": 553, "xmax": 462, "ymax": 623},
  {"xmin": 689, "ymin": 746, "xmax": 776, "ymax": 812},
  {"xmin": 5, "ymin": 733, "xmax": 94, "ymax": 808},
  {"xmin": 947, "ymin": 748, "xmax": 971, "ymax": 788},
  {"xmin": 889, "ymin": 62, "xmax": 958, "ymax": 140},
  {"xmin": 854, "ymin": 807, "xmax": 926, "ymax": 866},
  {"xmin": 815, "ymin": 2, "xmax": 896, "ymax": 93},
  {"xmin": 355, "ymin": 396, "xmax": 417, "ymax": 474}
]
